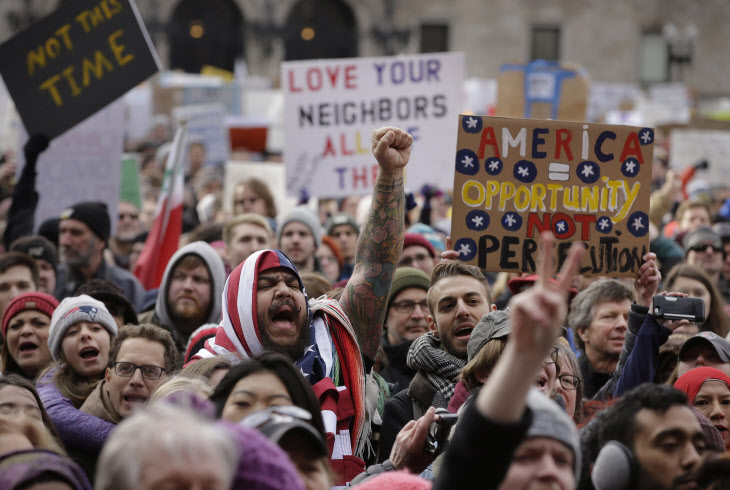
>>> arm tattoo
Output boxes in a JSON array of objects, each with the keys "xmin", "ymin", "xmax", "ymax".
[{"xmin": 341, "ymin": 174, "xmax": 404, "ymax": 360}]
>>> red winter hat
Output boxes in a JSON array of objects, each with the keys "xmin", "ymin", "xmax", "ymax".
[
  {"xmin": 2, "ymin": 292, "xmax": 59, "ymax": 338},
  {"xmin": 403, "ymin": 233, "xmax": 436, "ymax": 258}
]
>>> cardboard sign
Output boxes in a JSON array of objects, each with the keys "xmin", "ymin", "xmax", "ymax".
[
  {"xmin": 497, "ymin": 61, "xmax": 589, "ymax": 122},
  {"xmin": 33, "ymin": 100, "xmax": 125, "ymax": 233},
  {"xmin": 172, "ymin": 104, "xmax": 231, "ymax": 167},
  {"xmin": 0, "ymin": 0, "xmax": 160, "ymax": 139},
  {"xmin": 451, "ymin": 115, "xmax": 654, "ymax": 277},
  {"xmin": 282, "ymin": 52, "xmax": 464, "ymax": 199}
]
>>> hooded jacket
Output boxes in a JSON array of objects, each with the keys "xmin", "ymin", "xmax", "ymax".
[{"xmin": 141, "ymin": 241, "xmax": 226, "ymax": 352}]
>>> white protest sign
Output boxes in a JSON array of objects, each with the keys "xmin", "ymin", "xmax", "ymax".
[
  {"xmin": 587, "ymin": 82, "xmax": 642, "ymax": 122},
  {"xmin": 172, "ymin": 104, "xmax": 231, "ymax": 166},
  {"xmin": 224, "ymin": 161, "xmax": 297, "ymax": 217},
  {"xmin": 282, "ymin": 52, "xmax": 464, "ymax": 198},
  {"xmin": 670, "ymin": 129, "xmax": 730, "ymax": 184},
  {"xmin": 33, "ymin": 100, "xmax": 124, "ymax": 233}
]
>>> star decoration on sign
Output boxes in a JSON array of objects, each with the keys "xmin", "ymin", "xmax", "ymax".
[
  {"xmin": 461, "ymin": 155, "xmax": 474, "ymax": 167},
  {"xmin": 472, "ymin": 216, "xmax": 484, "ymax": 227},
  {"xmin": 556, "ymin": 221, "xmax": 566, "ymax": 232},
  {"xmin": 489, "ymin": 160, "xmax": 500, "ymax": 171},
  {"xmin": 599, "ymin": 218, "xmax": 610, "ymax": 230},
  {"xmin": 632, "ymin": 217, "xmax": 644, "ymax": 231},
  {"xmin": 504, "ymin": 214, "xmax": 516, "ymax": 227},
  {"xmin": 466, "ymin": 117, "xmax": 478, "ymax": 129},
  {"xmin": 625, "ymin": 161, "xmax": 636, "ymax": 174},
  {"xmin": 641, "ymin": 130, "xmax": 652, "ymax": 144},
  {"xmin": 517, "ymin": 166, "xmax": 529, "ymax": 177},
  {"xmin": 459, "ymin": 243, "xmax": 472, "ymax": 256},
  {"xmin": 581, "ymin": 165, "xmax": 594, "ymax": 178}
]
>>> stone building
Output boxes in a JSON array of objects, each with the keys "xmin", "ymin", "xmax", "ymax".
[{"xmin": 0, "ymin": 0, "xmax": 727, "ymax": 97}]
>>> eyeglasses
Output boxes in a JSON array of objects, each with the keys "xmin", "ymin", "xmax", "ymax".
[
  {"xmin": 398, "ymin": 254, "xmax": 432, "ymax": 267},
  {"xmin": 118, "ymin": 213, "xmax": 139, "ymax": 220},
  {"xmin": 391, "ymin": 299, "xmax": 429, "ymax": 314},
  {"xmin": 112, "ymin": 362, "xmax": 167, "ymax": 380},
  {"xmin": 557, "ymin": 374, "xmax": 582, "ymax": 391},
  {"xmin": 687, "ymin": 243, "xmax": 722, "ymax": 254}
]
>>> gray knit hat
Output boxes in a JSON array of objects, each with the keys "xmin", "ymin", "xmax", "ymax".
[
  {"xmin": 48, "ymin": 294, "xmax": 118, "ymax": 361},
  {"xmin": 277, "ymin": 206, "xmax": 323, "ymax": 247},
  {"xmin": 325, "ymin": 213, "xmax": 360, "ymax": 236},
  {"xmin": 526, "ymin": 389, "xmax": 581, "ymax": 480},
  {"xmin": 467, "ymin": 310, "xmax": 510, "ymax": 362}
]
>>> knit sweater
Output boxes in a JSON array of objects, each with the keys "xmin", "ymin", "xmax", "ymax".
[{"xmin": 36, "ymin": 367, "xmax": 114, "ymax": 452}]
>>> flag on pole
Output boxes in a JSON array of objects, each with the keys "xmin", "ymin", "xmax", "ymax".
[{"xmin": 134, "ymin": 123, "xmax": 187, "ymax": 289}]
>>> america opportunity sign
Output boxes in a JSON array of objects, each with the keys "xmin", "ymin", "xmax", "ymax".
[
  {"xmin": 0, "ymin": 0, "xmax": 160, "ymax": 139},
  {"xmin": 451, "ymin": 116, "xmax": 654, "ymax": 277}
]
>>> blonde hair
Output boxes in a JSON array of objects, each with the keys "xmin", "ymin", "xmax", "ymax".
[
  {"xmin": 150, "ymin": 376, "xmax": 213, "ymax": 402},
  {"xmin": 461, "ymin": 337, "xmax": 507, "ymax": 391}
]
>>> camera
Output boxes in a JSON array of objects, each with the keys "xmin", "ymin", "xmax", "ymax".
[
  {"xmin": 424, "ymin": 408, "xmax": 459, "ymax": 457},
  {"xmin": 652, "ymin": 295, "xmax": 705, "ymax": 323}
]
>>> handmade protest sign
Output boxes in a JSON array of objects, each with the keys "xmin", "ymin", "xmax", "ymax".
[
  {"xmin": 451, "ymin": 115, "xmax": 654, "ymax": 277},
  {"xmin": 497, "ymin": 60, "xmax": 589, "ymax": 122},
  {"xmin": 282, "ymin": 52, "xmax": 464, "ymax": 198},
  {"xmin": 0, "ymin": 0, "xmax": 160, "ymax": 140}
]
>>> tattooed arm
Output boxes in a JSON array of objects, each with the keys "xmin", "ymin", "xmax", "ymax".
[{"xmin": 340, "ymin": 127, "xmax": 411, "ymax": 361}]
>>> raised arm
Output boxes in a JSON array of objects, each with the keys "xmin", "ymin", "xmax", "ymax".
[{"xmin": 340, "ymin": 127, "xmax": 411, "ymax": 360}]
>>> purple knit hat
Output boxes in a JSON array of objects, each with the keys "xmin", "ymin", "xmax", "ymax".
[
  {"xmin": 0, "ymin": 449, "xmax": 91, "ymax": 490},
  {"xmin": 220, "ymin": 421, "xmax": 304, "ymax": 490}
]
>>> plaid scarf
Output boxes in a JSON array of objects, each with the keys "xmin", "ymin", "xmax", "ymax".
[{"xmin": 407, "ymin": 332, "xmax": 466, "ymax": 402}]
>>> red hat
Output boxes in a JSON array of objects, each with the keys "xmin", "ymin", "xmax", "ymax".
[
  {"xmin": 508, "ymin": 274, "xmax": 579, "ymax": 299},
  {"xmin": 403, "ymin": 233, "xmax": 436, "ymax": 258},
  {"xmin": 2, "ymin": 292, "xmax": 59, "ymax": 338}
]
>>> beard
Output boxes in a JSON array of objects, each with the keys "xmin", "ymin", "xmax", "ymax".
[
  {"xmin": 258, "ymin": 299, "xmax": 310, "ymax": 361},
  {"xmin": 61, "ymin": 238, "xmax": 97, "ymax": 268},
  {"xmin": 169, "ymin": 295, "xmax": 209, "ymax": 331}
]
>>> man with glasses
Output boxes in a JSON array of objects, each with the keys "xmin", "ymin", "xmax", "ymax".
[
  {"xmin": 82, "ymin": 324, "xmax": 178, "ymax": 423},
  {"xmin": 398, "ymin": 233, "xmax": 437, "ymax": 276},
  {"xmin": 380, "ymin": 267, "xmax": 431, "ymax": 392}
]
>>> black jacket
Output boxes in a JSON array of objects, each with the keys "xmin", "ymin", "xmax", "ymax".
[
  {"xmin": 433, "ymin": 399, "xmax": 532, "ymax": 489},
  {"xmin": 378, "ymin": 370, "xmax": 446, "ymax": 463},
  {"xmin": 380, "ymin": 334, "xmax": 416, "ymax": 394}
]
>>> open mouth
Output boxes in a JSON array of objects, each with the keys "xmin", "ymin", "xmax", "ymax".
[
  {"xmin": 455, "ymin": 325, "xmax": 474, "ymax": 340},
  {"xmin": 123, "ymin": 394, "xmax": 148, "ymax": 408},
  {"xmin": 19, "ymin": 341, "xmax": 38, "ymax": 353},
  {"xmin": 79, "ymin": 346, "xmax": 99, "ymax": 360},
  {"xmin": 715, "ymin": 425, "xmax": 729, "ymax": 435}
]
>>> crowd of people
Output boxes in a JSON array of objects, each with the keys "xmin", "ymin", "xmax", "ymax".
[{"xmin": 2, "ymin": 120, "xmax": 730, "ymax": 490}]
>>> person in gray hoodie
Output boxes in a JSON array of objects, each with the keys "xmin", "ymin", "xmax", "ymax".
[{"xmin": 138, "ymin": 241, "xmax": 226, "ymax": 353}]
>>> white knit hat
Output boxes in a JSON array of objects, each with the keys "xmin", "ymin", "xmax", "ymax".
[{"xmin": 48, "ymin": 294, "xmax": 118, "ymax": 361}]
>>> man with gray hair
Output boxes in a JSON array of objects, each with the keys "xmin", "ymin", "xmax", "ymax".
[
  {"xmin": 95, "ymin": 402, "xmax": 239, "ymax": 490},
  {"xmin": 569, "ymin": 279, "xmax": 635, "ymax": 399}
]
